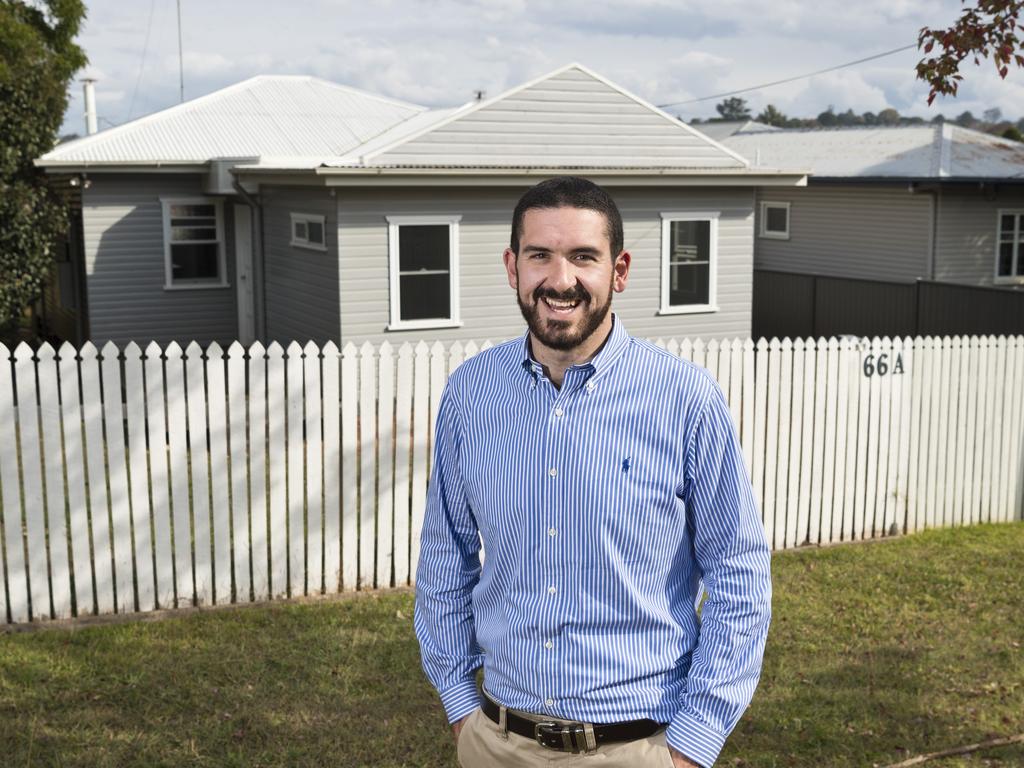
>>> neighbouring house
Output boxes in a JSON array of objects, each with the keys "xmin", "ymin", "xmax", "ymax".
[
  {"xmin": 35, "ymin": 64, "xmax": 805, "ymax": 349},
  {"xmin": 718, "ymin": 124, "xmax": 1024, "ymax": 289}
]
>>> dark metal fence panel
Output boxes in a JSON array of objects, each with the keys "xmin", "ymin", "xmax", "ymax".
[{"xmin": 753, "ymin": 269, "xmax": 1024, "ymax": 339}]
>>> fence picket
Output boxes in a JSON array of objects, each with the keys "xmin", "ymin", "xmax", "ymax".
[
  {"xmin": 994, "ymin": 337, "xmax": 1012, "ymax": 521},
  {"xmin": 751, "ymin": 339, "xmax": 768, "ymax": 513},
  {"xmin": 762, "ymin": 339, "xmax": 782, "ymax": 547},
  {"xmin": 304, "ymin": 341, "xmax": 324, "ymax": 594},
  {"xmin": 285, "ymin": 342, "xmax": 305, "ymax": 597},
  {"xmin": 34, "ymin": 344, "xmax": 65, "ymax": 619},
  {"xmin": 340, "ymin": 343, "xmax": 358, "ymax": 590},
  {"xmin": 101, "ymin": 343, "xmax": 133, "ymax": 613},
  {"xmin": 779, "ymin": 338, "xmax": 799, "ymax": 549},
  {"xmin": 818, "ymin": 338, "xmax": 840, "ymax": 545},
  {"xmin": 163, "ymin": 343, "xmax": 191, "ymax": 608},
  {"xmin": 124, "ymin": 343, "xmax": 154, "ymax": 611},
  {"xmin": 409, "ymin": 342, "xmax": 431, "ymax": 584},
  {"xmin": 80, "ymin": 342, "xmax": 115, "ymax": 614},
  {"xmin": 923, "ymin": 337, "xmax": 943, "ymax": 531},
  {"xmin": 185, "ymin": 342, "xmax": 212, "ymax": 605},
  {"xmin": 2, "ymin": 345, "xmax": 28, "ymax": 622},
  {"xmin": 838, "ymin": 337, "xmax": 859, "ymax": 542},
  {"xmin": 321, "ymin": 342, "xmax": 341, "ymax": 594},
  {"xmin": 892, "ymin": 338, "xmax": 912, "ymax": 535},
  {"xmin": 247, "ymin": 342, "xmax": 270, "ymax": 600},
  {"xmin": 206, "ymin": 343, "xmax": 231, "ymax": 604},
  {"xmin": 872, "ymin": 337, "xmax": 892, "ymax": 538},
  {"xmin": 267, "ymin": 343, "xmax": 288, "ymax": 598},
  {"xmin": 795, "ymin": 338, "xmax": 816, "ymax": 547},
  {"xmin": 980, "ymin": 337, "xmax": 998, "ymax": 522},
  {"xmin": 393, "ymin": 344, "xmax": 414, "ymax": 586},
  {"xmin": 377, "ymin": 342, "xmax": 395, "ymax": 589},
  {"xmin": 740, "ymin": 340, "xmax": 755, "ymax": 476},
  {"xmin": 1009, "ymin": 336, "xmax": 1024, "ymax": 520}
]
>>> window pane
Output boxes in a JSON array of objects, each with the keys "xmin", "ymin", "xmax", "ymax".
[
  {"xmin": 171, "ymin": 243, "xmax": 220, "ymax": 281},
  {"xmin": 307, "ymin": 221, "xmax": 324, "ymax": 244},
  {"xmin": 295, "ymin": 221, "xmax": 308, "ymax": 239},
  {"xmin": 172, "ymin": 226, "xmax": 217, "ymax": 241},
  {"xmin": 171, "ymin": 217, "xmax": 216, "ymax": 228},
  {"xmin": 1000, "ymin": 214, "xmax": 1016, "ymax": 235},
  {"xmin": 170, "ymin": 204, "xmax": 215, "ymax": 218},
  {"xmin": 998, "ymin": 243, "xmax": 1014, "ymax": 276},
  {"xmin": 765, "ymin": 206, "xmax": 788, "ymax": 233},
  {"xmin": 669, "ymin": 263, "xmax": 709, "ymax": 306},
  {"xmin": 670, "ymin": 220, "xmax": 710, "ymax": 262},
  {"xmin": 398, "ymin": 225, "xmax": 450, "ymax": 271},
  {"xmin": 400, "ymin": 273, "xmax": 450, "ymax": 320}
]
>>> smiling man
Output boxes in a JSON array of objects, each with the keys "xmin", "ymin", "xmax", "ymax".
[{"xmin": 414, "ymin": 177, "xmax": 772, "ymax": 768}]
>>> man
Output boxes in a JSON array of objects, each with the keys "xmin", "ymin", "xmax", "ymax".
[{"xmin": 414, "ymin": 177, "xmax": 771, "ymax": 768}]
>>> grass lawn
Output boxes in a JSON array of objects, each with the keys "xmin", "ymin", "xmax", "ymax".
[{"xmin": 1, "ymin": 522, "xmax": 1022, "ymax": 767}]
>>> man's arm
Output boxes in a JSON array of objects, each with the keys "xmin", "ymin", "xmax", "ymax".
[
  {"xmin": 666, "ymin": 382, "xmax": 773, "ymax": 768},
  {"xmin": 413, "ymin": 385, "xmax": 484, "ymax": 726}
]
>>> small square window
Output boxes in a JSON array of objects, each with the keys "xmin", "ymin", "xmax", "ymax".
[
  {"xmin": 290, "ymin": 213, "xmax": 327, "ymax": 251},
  {"xmin": 759, "ymin": 201, "xmax": 790, "ymax": 240}
]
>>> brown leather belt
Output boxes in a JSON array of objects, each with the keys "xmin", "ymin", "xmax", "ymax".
[{"xmin": 480, "ymin": 691, "xmax": 665, "ymax": 753}]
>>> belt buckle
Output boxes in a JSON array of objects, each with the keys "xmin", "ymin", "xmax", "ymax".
[{"xmin": 534, "ymin": 721, "xmax": 590, "ymax": 753}]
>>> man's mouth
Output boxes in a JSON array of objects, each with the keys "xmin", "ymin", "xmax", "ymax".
[{"xmin": 540, "ymin": 296, "xmax": 583, "ymax": 314}]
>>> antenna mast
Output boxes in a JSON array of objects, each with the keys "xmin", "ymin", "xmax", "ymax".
[{"xmin": 176, "ymin": 0, "xmax": 185, "ymax": 102}]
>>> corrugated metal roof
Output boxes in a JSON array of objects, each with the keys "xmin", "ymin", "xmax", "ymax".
[
  {"xmin": 693, "ymin": 121, "xmax": 781, "ymax": 141},
  {"xmin": 723, "ymin": 124, "xmax": 1024, "ymax": 180},
  {"xmin": 38, "ymin": 75, "xmax": 425, "ymax": 165}
]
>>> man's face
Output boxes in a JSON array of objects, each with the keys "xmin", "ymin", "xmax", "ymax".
[{"xmin": 503, "ymin": 206, "xmax": 630, "ymax": 352}]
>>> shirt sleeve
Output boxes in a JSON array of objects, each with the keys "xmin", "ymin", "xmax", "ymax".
[
  {"xmin": 666, "ymin": 380, "xmax": 773, "ymax": 767},
  {"xmin": 413, "ymin": 384, "xmax": 484, "ymax": 724}
]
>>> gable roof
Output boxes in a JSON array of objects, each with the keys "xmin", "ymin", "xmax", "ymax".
[
  {"xmin": 37, "ymin": 75, "xmax": 424, "ymax": 166},
  {"xmin": 321, "ymin": 63, "xmax": 750, "ymax": 170},
  {"xmin": 692, "ymin": 120, "xmax": 781, "ymax": 142},
  {"xmin": 723, "ymin": 124, "xmax": 1024, "ymax": 180}
]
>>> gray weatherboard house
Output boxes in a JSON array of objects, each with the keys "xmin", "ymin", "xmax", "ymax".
[
  {"xmin": 36, "ymin": 63, "xmax": 805, "ymax": 349},
  {"xmin": 710, "ymin": 123, "xmax": 1024, "ymax": 290}
]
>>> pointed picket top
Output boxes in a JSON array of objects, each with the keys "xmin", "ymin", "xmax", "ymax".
[
  {"xmin": 248, "ymin": 340, "xmax": 266, "ymax": 359},
  {"xmin": 378, "ymin": 340, "xmax": 393, "ymax": 359},
  {"xmin": 286, "ymin": 340, "xmax": 304, "ymax": 359},
  {"xmin": 101, "ymin": 341, "xmax": 122, "ymax": 361},
  {"xmin": 678, "ymin": 339, "xmax": 692, "ymax": 360},
  {"xmin": 227, "ymin": 340, "xmax": 246, "ymax": 358},
  {"xmin": 266, "ymin": 341, "xmax": 285, "ymax": 360},
  {"xmin": 792, "ymin": 337, "xmax": 805, "ymax": 352},
  {"xmin": 36, "ymin": 342, "xmax": 55, "ymax": 362},
  {"xmin": 207, "ymin": 341, "xmax": 224, "ymax": 360},
  {"xmin": 185, "ymin": 340, "xmax": 204, "ymax": 360},
  {"xmin": 652, "ymin": 338, "xmax": 666, "ymax": 350},
  {"xmin": 743, "ymin": 338, "xmax": 756, "ymax": 353},
  {"xmin": 122, "ymin": 341, "xmax": 141, "ymax": 361},
  {"xmin": 666, "ymin": 338, "xmax": 680, "ymax": 357},
  {"xmin": 359, "ymin": 340, "xmax": 376, "ymax": 359},
  {"xmin": 464, "ymin": 340, "xmax": 479, "ymax": 358},
  {"xmin": 303, "ymin": 340, "xmax": 321, "ymax": 359},
  {"xmin": 430, "ymin": 340, "xmax": 446, "ymax": 356},
  {"xmin": 481, "ymin": 340, "xmax": 494, "ymax": 351},
  {"xmin": 414, "ymin": 340, "xmax": 430, "ymax": 357},
  {"xmin": 693, "ymin": 338, "xmax": 706, "ymax": 355},
  {"xmin": 449, "ymin": 340, "xmax": 464, "ymax": 360},
  {"xmin": 58, "ymin": 340, "xmax": 78, "ymax": 361},
  {"xmin": 755, "ymin": 337, "xmax": 769, "ymax": 353},
  {"xmin": 779, "ymin": 337, "xmax": 793, "ymax": 352},
  {"xmin": 397, "ymin": 342, "xmax": 414, "ymax": 359},
  {"xmin": 164, "ymin": 341, "xmax": 183, "ymax": 362},
  {"xmin": 80, "ymin": 340, "xmax": 98, "ymax": 358},
  {"xmin": 322, "ymin": 340, "xmax": 340, "ymax": 358}
]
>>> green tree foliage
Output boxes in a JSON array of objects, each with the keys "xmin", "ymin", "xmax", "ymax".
[
  {"xmin": 715, "ymin": 96, "xmax": 751, "ymax": 121},
  {"xmin": 1002, "ymin": 125, "xmax": 1024, "ymax": 140},
  {"xmin": 0, "ymin": 0, "xmax": 87, "ymax": 341},
  {"xmin": 877, "ymin": 108, "xmax": 902, "ymax": 125},
  {"xmin": 817, "ymin": 106, "xmax": 838, "ymax": 127},
  {"xmin": 755, "ymin": 104, "xmax": 788, "ymax": 127},
  {"xmin": 916, "ymin": 0, "xmax": 1024, "ymax": 104},
  {"xmin": 955, "ymin": 109, "xmax": 978, "ymax": 126}
]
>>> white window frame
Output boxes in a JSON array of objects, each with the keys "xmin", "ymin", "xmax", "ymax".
[
  {"xmin": 161, "ymin": 196, "xmax": 228, "ymax": 290},
  {"xmin": 386, "ymin": 215, "xmax": 462, "ymax": 331},
  {"xmin": 759, "ymin": 201, "xmax": 791, "ymax": 240},
  {"xmin": 290, "ymin": 212, "xmax": 327, "ymax": 252},
  {"xmin": 994, "ymin": 208, "xmax": 1024, "ymax": 285},
  {"xmin": 658, "ymin": 212, "xmax": 719, "ymax": 315}
]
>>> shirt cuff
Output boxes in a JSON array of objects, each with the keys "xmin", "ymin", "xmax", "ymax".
[
  {"xmin": 438, "ymin": 679, "xmax": 482, "ymax": 724},
  {"xmin": 665, "ymin": 709, "xmax": 727, "ymax": 768}
]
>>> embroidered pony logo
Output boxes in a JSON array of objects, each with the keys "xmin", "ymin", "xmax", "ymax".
[{"xmin": 622, "ymin": 457, "xmax": 631, "ymax": 472}]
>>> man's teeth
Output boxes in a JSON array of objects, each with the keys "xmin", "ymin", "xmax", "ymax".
[{"xmin": 544, "ymin": 298, "xmax": 579, "ymax": 311}]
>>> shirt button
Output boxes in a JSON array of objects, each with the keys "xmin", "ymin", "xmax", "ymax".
[
  {"xmin": 554, "ymin": 407, "xmax": 564, "ymax": 417},
  {"xmin": 548, "ymin": 585, "xmax": 557, "ymax": 595},
  {"xmin": 548, "ymin": 467, "xmax": 557, "ymax": 477},
  {"xmin": 544, "ymin": 640, "xmax": 553, "ymax": 649},
  {"xmin": 548, "ymin": 527, "xmax": 557, "ymax": 537},
  {"xmin": 545, "ymin": 698, "xmax": 554, "ymax": 707},
  {"xmin": 586, "ymin": 381, "xmax": 596, "ymax": 392}
]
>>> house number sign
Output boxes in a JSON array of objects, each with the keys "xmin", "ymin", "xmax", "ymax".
[{"xmin": 862, "ymin": 353, "xmax": 905, "ymax": 378}]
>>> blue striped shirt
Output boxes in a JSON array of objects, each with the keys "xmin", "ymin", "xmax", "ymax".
[{"xmin": 414, "ymin": 316, "xmax": 771, "ymax": 768}]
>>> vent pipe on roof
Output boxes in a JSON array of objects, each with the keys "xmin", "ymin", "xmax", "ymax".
[{"xmin": 82, "ymin": 78, "xmax": 98, "ymax": 135}]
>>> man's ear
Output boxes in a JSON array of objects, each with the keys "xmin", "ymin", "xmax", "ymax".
[
  {"xmin": 613, "ymin": 251, "xmax": 631, "ymax": 293},
  {"xmin": 503, "ymin": 248, "xmax": 518, "ymax": 290}
]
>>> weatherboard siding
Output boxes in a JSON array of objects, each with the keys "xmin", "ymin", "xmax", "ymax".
[
  {"xmin": 753, "ymin": 185, "xmax": 932, "ymax": 282},
  {"xmin": 81, "ymin": 174, "xmax": 237, "ymax": 347},
  {"xmin": 262, "ymin": 187, "xmax": 341, "ymax": 345},
  {"xmin": 371, "ymin": 68, "xmax": 745, "ymax": 169},
  {"xmin": 336, "ymin": 186, "xmax": 754, "ymax": 345},
  {"xmin": 935, "ymin": 186, "xmax": 1024, "ymax": 287}
]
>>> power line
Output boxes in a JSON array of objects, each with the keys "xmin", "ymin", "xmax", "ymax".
[
  {"xmin": 656, "ymin": 43, "xmax": 918, "ymax": 109},
  {"xmin": 126, "ymin": 0, "xmax": 157, "ymax": 121}
]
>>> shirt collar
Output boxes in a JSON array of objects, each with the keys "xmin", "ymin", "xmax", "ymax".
[{"xmin": 517, "ymin": 313, "xmax": 631, "ymax": 380}]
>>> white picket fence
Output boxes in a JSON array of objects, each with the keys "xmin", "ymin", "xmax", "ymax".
[{"xmin": 1, "ymin": 335, "xmax": 1022, "ymax": 625}]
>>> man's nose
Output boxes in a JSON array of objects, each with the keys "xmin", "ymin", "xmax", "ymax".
[{"xmin": 546, "ymin": 257, "xmax": 576, "ymax": 292}]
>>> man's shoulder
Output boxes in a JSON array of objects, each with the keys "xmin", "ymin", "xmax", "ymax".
[
  {"xmin": 446, "ymin": 337, "xmax": 523, "ymax": 393},
  {"xmin": 623, "ymin": 336, "xmax": 720, "ymax": 396}
]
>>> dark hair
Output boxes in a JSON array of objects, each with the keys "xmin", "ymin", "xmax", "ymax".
[{"xmin": 510, "ymin": 176, "xmax": 624, "ymax": 257}]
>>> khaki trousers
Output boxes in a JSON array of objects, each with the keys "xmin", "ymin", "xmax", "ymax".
[{"xmin": 455, "ymin": 707, "xmax": 675, "ymax": 768}]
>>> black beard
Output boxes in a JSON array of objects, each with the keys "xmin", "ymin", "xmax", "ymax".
[{"xmin": 516, "ymin": 281, "xmax": 612, "ymax": 352}]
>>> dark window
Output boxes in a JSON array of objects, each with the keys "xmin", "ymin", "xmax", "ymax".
[
  {"xmin": 765, "ymin": 205, "xmax": 788, "ymax": 234},
  {"xmin": 667, "ymin": 220, "xmax": 711, "ymax": 307},
  {"xmin": 396, "ymin": 224, "xmax": 452, "ymax": 321},
  {"xmin": 997, "ymin": 212, "xmax": 1022, "ymax": 278},
  {"xmin": 165, "ymin": 200, "xmax": 222, "ymax": 285}
]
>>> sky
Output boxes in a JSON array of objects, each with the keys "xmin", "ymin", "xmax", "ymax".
[{"xmin": 61, "ymin": 0, "xmax": 1024, "ymax": 137}]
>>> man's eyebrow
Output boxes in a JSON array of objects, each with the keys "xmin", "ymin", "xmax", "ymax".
[{"xmin": 520, "ymin": 244, "xmax": 604, "ymax": 256}]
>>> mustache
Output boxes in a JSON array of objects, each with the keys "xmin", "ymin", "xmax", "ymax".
[{"xmin": 532, "ymin": 285, "xmax": 591, "ymax": 303}]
